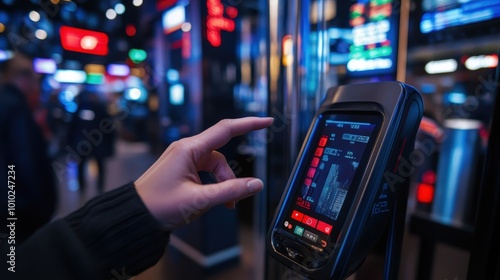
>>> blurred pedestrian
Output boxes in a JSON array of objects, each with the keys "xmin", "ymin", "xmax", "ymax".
[
  {"xmin": 0, "ymin": 52, "xmax": 57, "ymax": 243},
  {"xmin": 67, "ymin": 90, "xmax": 116, "ymax": 195}
]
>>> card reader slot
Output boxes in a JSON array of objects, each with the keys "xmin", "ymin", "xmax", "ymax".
[{"xmin": 273, "ymin": 229, "xmax": 329, "ymax": 269}]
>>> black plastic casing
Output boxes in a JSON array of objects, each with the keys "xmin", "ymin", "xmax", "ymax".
[{"xmin": 267, "ymin": 81, "xmax": 423, "ymax": 280}]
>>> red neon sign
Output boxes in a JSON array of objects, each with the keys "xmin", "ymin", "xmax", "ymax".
[
  {"xmin": 60, "ymin": 26, "xmax": 109, "ymax": 56},
  {"xmin": 126, "ymin": 24, "xmax": 136, "ymax": 37},
  {"xmin": 156, "ymin": 0, "xmax": 176, "ymax": 11},
  {"xmin": 226, "ymin": 6, "xmax": 238, "ymax": 18},
  {"xmin": 206, "ymin": 0, "xmax": 236, "ymax": 47}
]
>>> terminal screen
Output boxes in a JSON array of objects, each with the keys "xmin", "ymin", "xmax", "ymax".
[{"xmin": 281, "ymin": 113, "xmax": 381, "ymax": 249}]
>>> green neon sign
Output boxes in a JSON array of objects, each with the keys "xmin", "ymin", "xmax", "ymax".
[
  {"xmin": 86, "ymin": 73, "xmax": 105, "ymax": 84},
  {"xmin": 128, "ymin": 49, "xmax": 147, "ymax": 64}
]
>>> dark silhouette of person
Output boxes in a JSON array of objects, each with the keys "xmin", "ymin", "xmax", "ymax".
[
  {"xmin": 0, "ymin": 52, "xmax": 57, "ymax": 243},
  {"xmin": 67, "ymin": 90, "xmax": 115, "ymax": 195}
]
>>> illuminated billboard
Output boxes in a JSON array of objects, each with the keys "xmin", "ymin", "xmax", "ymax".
[{"xmin": 420, "ymin": 0, "xmax": 500, "ymax": 34}]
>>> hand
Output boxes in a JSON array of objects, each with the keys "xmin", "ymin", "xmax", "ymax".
[{"xmin": 135, "ymin": 117, "xmax": 274, "ymax": 231}]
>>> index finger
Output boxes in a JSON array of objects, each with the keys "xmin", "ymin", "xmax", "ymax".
[{"xmin": 195, "ymin": 117, "xmax": 273, "ymax": 152}]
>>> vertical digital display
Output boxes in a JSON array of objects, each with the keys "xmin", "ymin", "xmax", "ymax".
[
  {"xmin": 347, "ymin": 0, "xmax": 398, "ymax": 76},
  {"xmin": 281, "ymin": 113, "xmax": 381, "ymax": 248}
]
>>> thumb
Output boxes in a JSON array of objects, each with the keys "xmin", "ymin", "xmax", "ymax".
[{"xmin": 206, "ymin": 178, "xmax": 264, "ymax": 208}]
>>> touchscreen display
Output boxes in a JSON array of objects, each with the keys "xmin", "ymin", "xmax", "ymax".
[{"xmin": 281, "ymin": 113, "xmax": 381, "ymax": 249}]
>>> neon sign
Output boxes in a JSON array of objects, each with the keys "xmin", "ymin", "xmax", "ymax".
[
  {"xmin": 156, "ymin": 0, "xmax": 176, "ymax": 11},
  {"xmin": 206, "ymin": 0, "xmax": 236, "ymax": 47},
  {"xmin": 107, "ymin": 64, "xmax": 130, "ymax": 77},
  {"xmin": 128, "ymin": 49, "xmax": 147, "ymax": 64},
  {"xmin": 33, "ymin": 58, "xmax": 57, "ymax": 74},
  {"xmin": 162, "ymin": 6, "xmax": 186, "ymax": 34},
  {"xmin": 424, "ymin": 59, "xmax": 458, "ymax": 74},
  {"xmin": 60, "ymin": 26, "xmax": 108, "ymax": 56},
  {"xmin": 464, "ymin": 54, "xmax": 498, "ymax": 71}
]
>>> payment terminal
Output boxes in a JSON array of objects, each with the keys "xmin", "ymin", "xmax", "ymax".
[{"xmin": 267, "ymin": 82, "xmax": 423, "ymax": 279}]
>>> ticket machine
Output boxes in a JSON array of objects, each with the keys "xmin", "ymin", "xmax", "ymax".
[{"xmin": 267, "ymin": 81, "xmax": 423, "ymax": 279}]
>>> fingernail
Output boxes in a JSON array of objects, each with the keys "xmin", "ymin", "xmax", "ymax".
[{"xmin": 247, "ymin": 179, "xmax": 264, "ymax": 193}]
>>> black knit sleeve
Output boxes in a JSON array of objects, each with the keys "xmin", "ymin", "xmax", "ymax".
[{"xmin": 14, "ymin": 183, "xmax": 168, "ymax": 280}]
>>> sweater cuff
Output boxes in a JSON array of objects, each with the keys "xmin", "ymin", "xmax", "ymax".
[{"xmin": 64, "ymin": 183, "xmax": 168, "ymax": 277}]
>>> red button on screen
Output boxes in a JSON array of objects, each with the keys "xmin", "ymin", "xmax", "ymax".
[
  {"xmin": 311, "ymin": 157, "xmax": 320, "ymax": 167},
  {"xmin": 319, "ymin": 136, "xmax": 328, "ymax": 147},
  {"xmin": 316, "ymin": 221, "xmax": 333, "ymax": 234},
  {"xmin": 302, "ymin": 215, "xmax": 318, "ymax": 228},
  {"xmin": 291, "ymin": 210, "xmax": 304, "ymax": 222},
  {"xmin": 307, "ymin": 167, "xmax": 316, "ymax": 178},
  {"xmin": 314, "ymin": 147, "xmax": 324, "ymax": 157}
]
